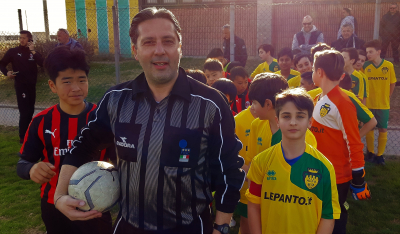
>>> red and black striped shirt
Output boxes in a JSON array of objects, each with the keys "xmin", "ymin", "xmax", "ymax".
[
  {"xmin": 19, "ymin": 103, "xmax": 115, "ymax": 204},
  {"xmin": 231, "ymin": 89, "xmax": 251, "ymax": 114}
]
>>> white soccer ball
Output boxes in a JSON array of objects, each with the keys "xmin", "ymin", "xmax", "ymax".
[{"xmin": 68, "ymin": 161, "xmax": 120, "ymax": 212}]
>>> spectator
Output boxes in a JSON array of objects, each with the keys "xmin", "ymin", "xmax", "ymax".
[
  {"xmin": 337, "ymin": 8, "xmax": 358, "ymax": 39},
  {"xmin": 222, "ymin": 24, "xmax": 248, "ymax": 67},
  {"xmin": 56, "ymin": 28, "xmax": 83, "ymax": 50},
  {"xmin": 331, "ymin": 24, "xmax": 365, "ymax": 51},
  {"xmin": 292, "ymin": 15, "xmax": 324, "ymax": 54},
  {"xmin": 251, "ymin": 44, "xmax": 279, "ymax": 79},
  {"xmin": 380, "ymin": 3, "xmax": 400, "ymax": 64},
  {"xmin": 186, "ymin": 69, "xmax": 207, "ymax": 84}
]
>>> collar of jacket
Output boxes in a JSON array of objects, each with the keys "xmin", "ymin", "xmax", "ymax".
[
  {"xmin": 301, "ymin": 25, "xmax": 317, "ymax": 34},
  {"xmin": 18, "ymin": 45, "xmax": 29, "ymax": 51},
  {"xmin": 131, "ymin": 67, "xmax": 192, "ymax": 102}
]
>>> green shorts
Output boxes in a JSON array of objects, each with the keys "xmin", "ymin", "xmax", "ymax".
[
  {"xmin": 235, "ymin": 202, "xmax": 248, "ymax": 218},
  {"xmin": 370, "ymin": 109, "xmax": 389, "ymax": 129}
]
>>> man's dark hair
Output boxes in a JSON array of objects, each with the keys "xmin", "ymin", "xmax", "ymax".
[
  {"xmin": 212, "ymin": 78, "xmax": 237, "ymax": 104},
  {"xmin": 258, "ymin": 44, "xmax": 275, "ymax": 57},
  {"xmin": 311, "ymin": 43, "xmax": 332, "ymax": 59},
  {"xmin": 207, "ymin": 48, "xmax": 224, "ymax": 59},
  {"xmin": 186, "ymin": 69, "xmax": 207, "ymax": 84},
  {"xmin": 277, "ymin": 47, "xmax": 293, "ymax": 61},
  {"xmin": 20, "ymin": 30, "xmax": 32, "ymax": 40},
  {"xmin": 301, "ymin": 71, "xmax": 314, "ymax": 85},
  {"xmin": 339, "ymin": 73, "xmax": 352, "ymax": 91},
  {"xmin": 294, "ymin": 53, "xmax": 312, "ymax": 67},
  {"xmin": 341, "ymin": 48, "xmax": 359, "ymax": 65},
  {"xmin": 357, "ymin": 49, "xmax": 366, "ymax": 57},
  {"xmin": 364, "ymin": 40, "xmax": 381, "ymax": 51},
  {"xmin": 129, "ymin": 7, "xmax": 181, "ymax": 46},
  {"xmin": 248, "ymin": 73, "xmax": 288, "ymax": 107},
  {"xmin": 314, "ymin": 49, "xmax": 344, "ymax": 81},
  {"xmin": 44, "ymin": 46, "xmax": 89, "ymax": 83},
  {"xmin": 230, "ymin": 66, "xmax": 248, "ymax": 81},
  {"xmin": 275, "ymin": 88, "xmax": 314, "ymax": 119},
  {"xmin": 226, "ymin": 61, "xmax": 241, "ymax": 73},
  {"xmin": 204, "ymin": 58, "xmax": 223, "ymax": 72}
]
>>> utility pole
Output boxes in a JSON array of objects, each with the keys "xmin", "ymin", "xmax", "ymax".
[
  {"xmin": 43, "ymin": 0, "xmax": 50, "ymax": 41},
  {"xmin": 113, "ymin": 0, "xmax": 121, "ymax": 84},
  {"xmin": 18, "ymin": 9, "xmax": 23, "ymax": 31},
  {"xmin": 373, "ymin": 0, "xmax": 381, "ymax": 39}
]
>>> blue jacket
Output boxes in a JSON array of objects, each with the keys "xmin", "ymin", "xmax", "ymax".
[{"xmin": 56, "ymin": 38, "xmax": 84, "ymax": 50}]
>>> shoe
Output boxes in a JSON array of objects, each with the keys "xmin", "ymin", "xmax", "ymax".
[
  {"xmin": 365, "ymin": 151, "xmax": 375, "ymax": 162},
  {"xmin": 372, "ymin": 155, "xmax": 385, "ymax": 165}
]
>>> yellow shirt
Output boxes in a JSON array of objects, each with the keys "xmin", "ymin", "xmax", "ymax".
[
  {"xmin": 275, "ymin": 69, "xmax": 301, "ymax": 81},
  {"xmin": 246, "ymin": 143, "xmax": 341, "ymax": 234},
  {"xmin": 234, "ymin": 107, "xmax": 255, "ymax": 204},
  {"xmin": 251, "ymin": 59, "xmax": 280, "ymax": 78},
  {"xmin": 363, "ymin": 59, "xmax": 397, "ymax": 109},
  {"xmin": 288, "ymin": 75, "xmax": 301, "ymax": 88},
  {"xmin": 350, "ymin": 70, "xmax": 365, "ymax": 100}
]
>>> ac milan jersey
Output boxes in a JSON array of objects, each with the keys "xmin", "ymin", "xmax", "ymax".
[
  {"xmin": 231, "ymin": 89, "xmax": 251, "ymax": 114},
  {"xmin": 19, "ymin": 103, "xmax": 115, "ymax": 204}
]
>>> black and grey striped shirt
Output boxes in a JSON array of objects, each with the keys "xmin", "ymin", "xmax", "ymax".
[{"xmin": 64, "ymin": 68, "xmax": 245, "ymax": 231}]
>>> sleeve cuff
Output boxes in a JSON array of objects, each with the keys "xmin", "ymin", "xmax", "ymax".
[
  {"xmin": 62, "ymin": 152, "xmax": 89, "ymax": 168},
  {"xmin": 322, "ymin": 213, "xmax": 341, "ymax": 220},
  {"xmin": 245, "ymin": 189, "xmax": 261, "ymax": 204}
]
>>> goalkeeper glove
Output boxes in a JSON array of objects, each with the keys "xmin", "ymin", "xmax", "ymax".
[{"xmin": 350, "ymin": 169, "xmax": 371, "ymax": 200}]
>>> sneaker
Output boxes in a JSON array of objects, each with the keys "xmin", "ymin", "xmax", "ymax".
[
  {"xmin": 365, "ymin": 151, "xmax": 375, "ymax": 162},
  {"xmin": 372, "ymin": 155, "xmax": 385, "ymax": 165},
  {"xmin": 229, "ymin": 218, "xmax": 236, "ymax": 227}
]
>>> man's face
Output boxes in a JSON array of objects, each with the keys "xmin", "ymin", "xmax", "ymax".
[
  {"xmin": 204, "ymin": 69, "xmax": 223, "ymax": 87},
  {"xmin": 258, "ymin": 49, "xmax": 269, "ymax": 61},
  {"xmin": 278, "ymin": 55, "xmax": 292, "ymax": 71},
  {"xmin": 223, "ymin": 28, "xmax": 230, "ymax": 40},
  {"xmin": 49, "ymin": 68, "xmax": 88, "ymax": 107},
  {"xmin": 366, "ymin": 47, "xmax": 380, "ymax": 61},
  {"xmin": 341, "ymin": 26, "xmax": 353, "ymax": 40},
  {"xmin": 19, "ymin": 34, "xmax": 29, "ymax": 47},
  {"xmin": 341, "ymin": 51, "xmax": 354, "ymax": 68},
  {"xmin": 57, "ymin": 31, "xmax": 70, "ymax": 44},
  {"xmin": 302, "ymin": 19, "xmax": 313, "ymax": 33},
  {"xmin": 232, "ymin": 76, "xmax": 248, "ymax": 95},
  {"xmin": 390, "ymin": 5, "xmax": 397, "ymax": 15},
  {"xmin": 354, "ymin": 54, "xmax": 366, "ymax": 71},
  {"xmin": 134, "ymin": 18, "xmax": 182, "ymax": 85},
  {"xmin": 300, "ymin": 78, "xmax": 315, "ymax": 92},
  {"xmin": 276, "ymin": 102, "xmax": 311, "ymax": 141},
  {"xmin": 296, "ymin": 57, "xmax": 312, "ymax": 74}
]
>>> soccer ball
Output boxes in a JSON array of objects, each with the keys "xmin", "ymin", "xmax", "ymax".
[{"xmin": 68, "ymin": 161, "xmax": 120, "ymax": 212}]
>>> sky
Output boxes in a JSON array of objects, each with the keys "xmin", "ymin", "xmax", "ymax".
[{"xmin": 0, "ymin": 0, "xmax": 67, "ymax": 34}]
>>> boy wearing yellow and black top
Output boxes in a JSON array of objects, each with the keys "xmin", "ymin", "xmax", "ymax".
[
  {"xmin": 341, "ymin": 48, "xmax": 365, "ymax": 103},
  {"xmin": 246, "ymin": 88, "xmax": 340, "ymax": 234},
  {"xmin": 251, "ymin": 44, "xmax": 280, "ymax": 79},
  {"xmin": 274, "ymin": 47, "xmax": 301, "ymax": 81},
  {"xmin": 363, "ymin": 40, "xmax": 397, "ymax": 165}
]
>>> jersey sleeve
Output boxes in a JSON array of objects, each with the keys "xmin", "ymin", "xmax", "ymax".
[
  {"xmin": 357, "ymin": 74, "xmax": 365, "ymax": 100},
  {"xmin": 251, "ymin": 63, "xmax": 262, "ymax": 78},
  {"xmin": 305, "ymin": 129, "xmax": 317, "ymax": 148},
  {"xmin": 246, "ymin": 154, "xmax": 264, "ymax": 204},
  {"xmin": 362, "ymin": 75, "xmax": 368, "ymax": 98},
  {"xmin": 345, "ymin": 90, "xmax": 373, "ymax": 124},
  {"xmin": 389, "ymin": 63, "xmax": 397, "ymax": 84},
  {"xmin": 0, "ymin": 49, "xmax": 12, "ymax": 76},
  {"xmin": 288, "ymin": 75, "xmax": 301, "ymax": 88},
  {"xmin": 321, "ymin": 162, "xmax": 341, "ymax": 219},
  {"xmin": 244, "ymin": 120, "xmax": 257, "ymax": 164},
  {"xmin": 19, "ymin": 116, "xmax": 45, "ymax": 163}
]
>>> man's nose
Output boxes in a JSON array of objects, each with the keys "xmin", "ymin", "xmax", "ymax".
[{"xmin": 154, "ymin": 42, "xmax": 166, "ymax": 55}]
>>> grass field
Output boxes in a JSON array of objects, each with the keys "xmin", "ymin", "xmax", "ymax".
[{"xmin": 0, "ymin": 125, "xmax": 400, "ymax": 233}]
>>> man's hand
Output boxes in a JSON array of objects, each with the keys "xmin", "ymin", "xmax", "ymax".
[
  {"xmin": 28, "ymin": 42, "xmax": 35, "ymax": 53},
  {"xmin": 6, "ymin": 71, "xmax": 16, "ymax": 79},
  {"xmin": 29, "ymin": 162, "xmax": 56, "ymax": 184},
  {"xmin": 55, "ymin": 195, "xmax": 102, "ymax": 221}
]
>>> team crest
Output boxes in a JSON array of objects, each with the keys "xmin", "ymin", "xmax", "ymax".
[
  {"xmin": 367, "ymin": 69, "xmax": 371, "ymax": 72},
  {"xmin": 382, "ymin": 67, "xmax": 389, "ymax": 74},
  {"xmin": 303, "ymin": 168, "xmax": 321, "ymax": 189},
  {"xmin": 257, "ymin": 137, "xmax": 262, "ymax": 146},
  {"xmin": 179, "ymin": 139, "xmax": 190, "ymax": 162},
  {"xmin": 29, "ymin": 53, "xmax": 34, "ymax": 61},
  {"xmin": 245, "ymin": 129, "xmax": 250, "ymax": 137},
  {"xmin": 320, "ymin": 103, "xmax": 331, "ymax": 117},
  {"xmin": 274, "ymin": 66, "xmax": 279, "ymax": 72},
  {"xmin": 245, "ymin": 101, "xmax": 251, "ymax": 108},
  {"xmin": 351, "ymin": 81, "xmax": 356, "ymax": 89}
]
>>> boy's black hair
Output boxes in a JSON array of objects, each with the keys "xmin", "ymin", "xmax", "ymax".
[
  {"xmin": 301, "ymin": 71, "xmax": 314, "ymax": 85},
  {"xmin": 311, "ymin": 43, "xmax": 331, "ymax": 59},
  {"xmin": 364, "ymin": 40, "xmax": 382, "ymax": 51},
  {"xmin": 186, "ymin": 69, "xmax": 207, "ymax": 84},
  {"xmin": 294, "ymin": 53, "xmax": 312, "ymax": 67},
  {"xmin": 230, "ymin": 66, "xmax": 248, "ymax": 81},
  {"xmin": 44, "ymin": 46, "xmax": 89, "ymax": 83},
  {"xmin": 20, "ymin": 30, "xmax": 33, "ymax": 40},
  {"xmin": 226, "ymin": 61, "xmax": 241, "ymax": 73},
  {"xmin": 258, "ymin": 44, "xmax": 275, "ymax": 57},
  {"xmin": 207, "ymin": 48, "xmax": 224, "ymax": 59},
  {"xmin": 275, "ymin": 88, "xmax": 314, "ymax": 119},
  {"xmin": 203, "ymin": 58, "xmax": 223, "ymax": 72},
  {"xmin": 212, "ymin": 78, "xmax": 237, "ymax": 104},
  {"xmin": 339, "ymin": 73, "xmax": 352, "ymax": 91},
  {"xmin": 341, "ymin": 47, "xmax": 359, "ymax": 65},
  {"xmin": 292, "ymin": 49, "xmax": 302, "ymax": 57},
  {"xmin": 248, "ymin": 73, "xmax": 288, "ymax": 107},
  {"xmin": 357, "ymin": 49, "xmax": 366, "ymax": 57},
  {"xmin": 277, "ymin": 47, "xmax": 293, "ymax": 61},
  {"xmin": 314, "ymin": 49, "xmax": 344, "ymax": 81}
]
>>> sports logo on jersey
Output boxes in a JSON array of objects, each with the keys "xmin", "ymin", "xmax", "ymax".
[
  {"xmin": 263, "ymin": 68, "xmax": 266, "ymax": 71},
  {"xmin": 382, "ymin": 67, "xmax": 389, "ymax": 74},
  {"xmin": 245, "ymin": 101, "xmax": 251, "ymax": 108},
  {"xmin": 274, "ymin": 66, "xmax": 279, "ymax": 72},
  {"xmin": 267, "ymin": 170, "xmax": 276, "ymax": 180},
  {"xmin": 45, "ymin": 129, "xmax": 57, "ymax": 138},
  {"xmin": 257, "ymin": 137, "xmax": 262, "ymax": 146},
  {"xmin": 17, "ymin": 53, "xmax": 22, "ymax": 57},
  {"xmin": 116, "ymin": 136, "xmax": 135, "ymax": 149},
  {"xmin": 29, "ymin": 53, "xmax": 34, "ymax": 61},
  {"xmin": 367, "ymin": 69, "xmax": 371, "ymax": 72},
  {"xmin": 320, "ymin": 103, "xmax": 331, "ymax": 117},
  {"xmin": 245, "ymin": 129, "xmax": 250, "ymax": 137},
  {"xmin": 179, "ymin": 139, "xmax": 190, "ymax": 162},
  {"xmin": 303, "ymin": 168, "xmax": 321, "ymax": 190}
]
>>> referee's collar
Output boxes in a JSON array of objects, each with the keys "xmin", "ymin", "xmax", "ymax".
[{"xmin": 131, "ymin": 67, "xmax": 191, "ymax": 102}]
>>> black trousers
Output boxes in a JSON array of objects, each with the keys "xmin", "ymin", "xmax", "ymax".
[
  {"xmin": 381, "ymin": 37, "xmax": 400, "ymax": 62},
  {"xmin": 333, "ymin": 182, "xmax": 350, "ymax": 234},
  {"xmin": 41, "ymin": 199, "xmax": 113, "ymax": 234},
  {"xmin": 15, "ymin": 83, "xmax": 36, "ymax": 140}
]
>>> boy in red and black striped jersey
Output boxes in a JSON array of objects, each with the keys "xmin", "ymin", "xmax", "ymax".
[
  {"xmin": 230, "ymin": 66, "xmax": 251, "ymax": 114},
  {"xmin": 16, "ymin": 47, "xmax": 114, "ymax": 234}
]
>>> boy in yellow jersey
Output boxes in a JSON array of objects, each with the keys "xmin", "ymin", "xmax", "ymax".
[
  {"xmin": 288, "ymin": 53, "xmax": 313, "ymax": 88},
  {"xmin": 274, "ymin": 47, "xmax": 301, "ymax": 81},
  {"xmin": 246, "ymin": 88, "xmax": 340, "ymax": 234},
  {"xmin": 234, "ymin": 106, "xmax": 257, "ymax": 234},
  {"xmin": 354, "ymin": 49, "xmax": 369, "ymax": 102},
  {"xmin": 341, "ymin": 48, "xmax": 365, "ymax": 103},
  {"xmin": 363, "ymin": 40, "xmax": 397, "ymax": 165},
  {"xmin": 251, "ymin": 44, "xmax": 279, "ymax": 79}
]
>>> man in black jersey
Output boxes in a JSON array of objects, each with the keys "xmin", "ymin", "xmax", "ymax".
[{"xmin": 16, "ymin": 46, "xmax": 114, "ymax": 234}]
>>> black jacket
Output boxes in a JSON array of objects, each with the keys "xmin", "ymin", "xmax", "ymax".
[
  {"xmin": 380, "ymin": 11, "xmax": 400, "ymax": 39},
  {"xmin": 331, "ymin": 35, "xmax": 365, "ymax": 51},
  {"xmin": 0, "ymin": 45, "xmax": 44, "ymax": 85},
  {"xmin": 223, "ymin": 35, "xmax": 248, "ymax": 67}
]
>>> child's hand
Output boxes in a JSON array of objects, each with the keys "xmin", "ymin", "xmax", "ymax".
[{"xmin": 29, "ymin": 162, "xmax": 56, "ymax": 184}]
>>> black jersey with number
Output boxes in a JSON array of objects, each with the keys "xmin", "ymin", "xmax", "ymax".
[{"xmin": 18, "ymin": 103, "xmax": 116, "ymax": 204}]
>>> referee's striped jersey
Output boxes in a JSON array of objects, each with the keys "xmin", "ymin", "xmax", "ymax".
[
  {"xmin": 64, "ymin": 68, "xmax": 246, "ymax": 231},
  {"xmin": 18, "ymin": 103, "xmax": 115, "ymax": 204}
]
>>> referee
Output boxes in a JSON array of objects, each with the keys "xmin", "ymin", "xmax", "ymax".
[{"xmin": 54, "ymin": 7, "xmax": 245, "ymax": 234}]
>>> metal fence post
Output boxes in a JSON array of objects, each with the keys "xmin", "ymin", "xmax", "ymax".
[
  {"xmin": 257, "ymin": 0, "xmax": 272, "ymax": 45},
  {"xmin": 229, "ymin": 3, "xmax": 235, "ymax": 63},
  {"xmin": 373, "ymin": 0, "xmax": 381, "ymax": 40},
  {"xmin": 112, "ymin": 5, "xmax": 121, "ymax": 85},
  {"xmin": 42, "ymin": 0, "xmax": 50, "ymax": 41},
  {"xmin": 18, "ymin": 9, "xmax": 23, "ymax": 31}
]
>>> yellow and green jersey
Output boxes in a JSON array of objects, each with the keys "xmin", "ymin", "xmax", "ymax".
[
  {"xmin": 363, "ymin": 59, "xmax": 397, "ymax": 109},
  {"xmin": 287, "ymin": 75, "xmax": 301, "ymax": 88},
  {"xmin": 275, "ymin": 69, "xmax": 301, "ymax": 81},
  {"xmin": 251, "ymin": 59, "xmax": 280, "ymax": 78},
  {"xmin": 350, "ymin": 70, "xmax": 365, "ymax": 100},
  {"xmin": 246, "ymin": 142, "xmax": 341, "ymax": 234},
  {"xmin": 359, "ymin": 71, "xmax": 369, "ymax": 98}
]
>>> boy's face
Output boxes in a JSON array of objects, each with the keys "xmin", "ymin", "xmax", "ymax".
[
  {"xmin": 250, "ymin": 99, "xmax": 272, "ymax": 120},
  {"xmin": 300, "ymin": 78, "xmax": 315, "ymax": 92},
  {"xmin": 354, "ymin": 54, "xmax": 366, "ymax": 71},
  {"xmin": 49, "ymin": 68, "xmax": 88, "ymax": 107},
  {"xmin": 258, "ymin": 49, "xmax": 270, "ymax": 61},
  {"xmin": 232, "ymin": 76, "xmax": 248, "ymax": 95},
  {"xmin": 312, "ymin": 67, "xmax": 322, "ymax": 87},
  {"xmin": 366, "ymin": 47, "xmax": 381, "ymax": 61},
  {"xmin": 278, "ymin": 55, "xmax": 292, "ymax": 71},
  {"xmin": 19, "ymin": 34, "xmax": 29, "ymax": 47},
  {"xmin": 204, "ymin": 69, "xmax": 223, "ymax": 87},
  {"xmin": 276, "ymin": 102, "xmax": 312, "ymax": 141},
  {"xmin": 341, "ymin": 51, "xmax": 354, "ymax": 68},
  {"xmin": 296, "ymin": 57, "xmax": 312, "ymax": 74},
  {"xmin": 215, "ymin": 56, "xmax": 227, "ymax": 66}
]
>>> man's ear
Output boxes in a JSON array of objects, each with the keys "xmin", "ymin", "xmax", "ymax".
[
  {"xmin": 339, "ymin": 72, "xmax": 345, "ymax": 81},
  {"xmin": 132, "ymin": 45, "xmax": 138, "ymax": 60},
  {"xmin": 48, "ymin": 80, "xmax": 57, "ymax": 94}
]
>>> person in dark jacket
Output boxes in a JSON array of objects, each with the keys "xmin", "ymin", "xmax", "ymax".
[
  {"xmin": 222, "ymin": 24, "xmax": 248, "ymax": 67},
  {"xmin": 380, "ymin": 3, "xmax": 400, "ymax": 64},
  {"xmin": 0, "ymin": 30, "xmax": 44, "ymax": 143},
  {"xmin": 331, "ymin": 24, "xmax": 365, "ymax": 51},
  {"xmin": 337, "ymin": 8, "xmax": 358, "ymax": 39},
  {"xmin": 55, "ymin": 28, "xmax": 84, "ymax": 50},
  {"xmin": 292, "ymin": 15, "xmax": 324, "ymax": 54}
]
